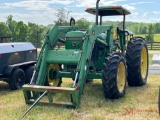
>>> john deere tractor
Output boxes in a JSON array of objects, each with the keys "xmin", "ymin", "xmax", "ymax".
[{"xmin": 22, "ymin": 0, "xmax": 148, "ymax": 109}]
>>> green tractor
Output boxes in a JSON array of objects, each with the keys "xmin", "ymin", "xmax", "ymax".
[{"xmin": 22, "ymin": 0, "xmax": 148, "ymax": 109}]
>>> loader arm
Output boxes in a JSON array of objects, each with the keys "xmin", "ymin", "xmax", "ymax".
[
  {"xmin": 33, "ymin": 26, "xmax": 78, "ymax": 85},
  {"xmin": 75, "ymin": 25, "xmax": 114, "ymax": 100}
]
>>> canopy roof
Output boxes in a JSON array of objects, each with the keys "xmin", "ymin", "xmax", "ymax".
[{"xmin": 85, "ymin": 6, "xmax": 131, "ymax": 16}]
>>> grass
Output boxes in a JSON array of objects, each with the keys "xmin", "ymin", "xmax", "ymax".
[
  {"xmin": 135, "ymin": 34, "xmax": 160, "ymax": 42},
  {"xmin": 148, "ymin": 46, "xmax": 160, "ymax": 50},
  {"xmin": 153, "ymin": 34, "xmax": 160, "ymax": 42},
  {"xmin": 135, "ymin": 34, "xmax": 160, "ymax": 50},
  {"xmin": 0, "ymin": 40, "xmax": 155, "ymax": 119},
  {"xmin": 0, "ymin": 75, "xmax": 160, "ymax": 120},
  {"xmin": 149, "ymin": 54, "xmax": 153, "ymax": 65}
]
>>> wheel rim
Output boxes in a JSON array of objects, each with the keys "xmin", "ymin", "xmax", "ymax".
[
  {"xmin": 48, "ymin": 64, "xmax": 61, "ymax": 86},
  {"xmin": 141, "ymin": 47, "xmax": 147, "ymax": 79},
  {"xmin": 117, "ymin": 62, "xmax": 126, "ymax": 92},
  {"xmin": 16, "ymin": 72, "xmax": 25, "ymax": 89}
]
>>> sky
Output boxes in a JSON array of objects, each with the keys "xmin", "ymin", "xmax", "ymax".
[{"xmin": 0, "ymin": 0, "xmax": 160, "ymax": 25}]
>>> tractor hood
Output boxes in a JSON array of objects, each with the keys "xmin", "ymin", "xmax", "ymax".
[{"xmin": 66, "ymin": 31, "xmax": 85, "ymax": 39}]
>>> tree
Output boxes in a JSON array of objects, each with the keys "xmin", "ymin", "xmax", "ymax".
[
  {"xmin": 6, "ymin": 15, "xmax": 13, "ymax": 27},
  {"xmin": 54, "ymin": 8, "xmax": 70, "ymax": 26},
  {"xmin": 141, "ymin": 26, "xmax": 147, "ymax": 34},
  {"xmin": 15, "ymin": 21, "xmax": 28, "ymax": 42},
  {"xmin": 0, "ymin": 22, "xmax": 11, "ymax": 36},
  {"xmin": 6, "ymin": 16, "xmax": 28, "ymax": 42},
  {"xmin": 138, "ymin": 23, "xmax": 143, "ymax": 34},
  {"xmin": 145, "ymin": 24, "xmax": 154, "ymax": 42},
  {"xmin": 6, "ymin": 15, "xmax": 17, "ymax": 41},
  {"xmin": 153, "ymin": 23, "xmax": 160, "ymax": 34},
  {"xmin": 0, "ymin": 22, "xmax": 11, "ymax": 42},
  {"xmin": 133, "ymin": 25, "xmax": 139, "ymax": 34},
  {"xmin": 76, "ymin": 18, "xmax": 90, "ymax": 30},
  {"xmin": 27, "ymin": 22, "xmax": 44, "ymax": 46},
  {"xmin": 117, "ymin": 21, "xmax": 123, "ymax": 29}
]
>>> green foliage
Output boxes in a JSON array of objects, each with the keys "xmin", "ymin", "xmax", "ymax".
[
  {"xmin": 14, "ymin": 21, "xmax": 28, "ymax": 42},
  {"xmin": 145, "ymin": 24, "xmax": 154, "ymax": 42},
  {"xmin": 76, "ymin": 18, "xmax": 90, "ymax": 30},
  {"xmin": 153, "ymin": 23, "xmax": 160, "ymax": 33},
  {"xmin": 6, "ymin": 15, "xmax": 17, "ymax": 39},
  {"xmin": 1, "ymin": 15, "xmax": 45, "ymax": 45},
  {"xmin": 54, "ymin": 8, "xmax": 70, "ymax": 26},
  {"xmin": 153, "ymin": 34, "xmax": 160, "ymax": 42},
  {"xmin": 1, "ymin": 15, "xmax": 160, "ymax": 45},
  {"xmin": 103, "ymin": 21, "xmax": 159, "ymax": 35},
  {"xmin": 0, "ymin": 22, "xmax": 11, "ymax": 36},
  {"xmin": 135, "ymin": 34, "xmax": 160, "ymax": 42},
  {"xmin": 27, "ymin": 22, "xmax": 44, "ymax": 44}
]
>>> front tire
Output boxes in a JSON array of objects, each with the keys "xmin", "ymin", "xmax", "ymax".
[
  {"xmin": 102, "ymin": 52, "xmax": 127, "ymax": 99},
  {"xmin": 126, "ymin": 37, "xmax": 148, "ymax": 86}
]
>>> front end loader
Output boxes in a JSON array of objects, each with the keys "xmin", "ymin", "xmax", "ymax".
[{"xmin": 22, "ymin": 0, "xmax": 148, "ymax": 112}]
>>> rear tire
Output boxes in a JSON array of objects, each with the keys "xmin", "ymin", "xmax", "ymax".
[
  {"xmin": 9, "ymin": 68, "xmax": 26, "ymax": 90},
  {"xmin": 102, "ymin": 52, "xmax": 127, "ymax": 99},
  {"xmin": 25, "ymin": 66, "xmax": 34, "ymax": 84},
  {"xmin": 126, "ymin": 37, "xmax": 148, "ymax": 86}
]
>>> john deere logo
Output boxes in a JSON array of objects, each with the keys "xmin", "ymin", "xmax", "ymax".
[{"xmin": 54, "ymin": 53, "xmax": 78, "ymax": 57}]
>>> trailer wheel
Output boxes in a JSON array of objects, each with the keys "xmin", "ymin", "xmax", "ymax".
[
  {"xmin": 126, "ymin": 37, "xmax": 148, "ymax": 86},
  {"xmin": 102, "ymin": 52, "xmax": 127, "ymax": 99},
  {"xmin": 45, "ymin": 64, "xmax": 62, "ymax": 86},
  {"xmin": 9, "ymin": 68, "xmax": 26, "ymax": 90},
  {"xmin": 25, "ymin": 66, "xmax": 34, "ymax": 84}
]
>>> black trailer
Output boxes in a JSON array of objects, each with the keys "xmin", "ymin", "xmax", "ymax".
[{"xmin": 0, "ymin": 42, "xmax": 37, "ymax": 90}]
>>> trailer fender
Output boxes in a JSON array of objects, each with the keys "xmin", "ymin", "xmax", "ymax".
[
  {"xmin": 3, "ymin": 61, "xmax": 36, "ymax": 76},
  {"xmin": 3, "ymin": 65, "xmax": 14, "ymax": 76}
]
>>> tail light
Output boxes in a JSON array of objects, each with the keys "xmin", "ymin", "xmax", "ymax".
[
  {"xmin": 29, "ymin": 50, "xmax": 36, "ymax": 53},
  {"xmin": 15, "ymin": 52, "xmax": 21, "ymax": 55},
  {"xmin": 0, "ymin": 54, "xmax": 3, "ymax": 58}
]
